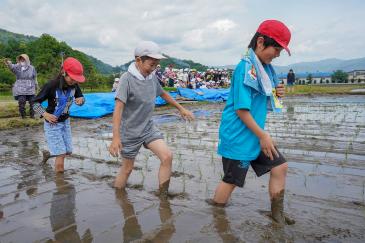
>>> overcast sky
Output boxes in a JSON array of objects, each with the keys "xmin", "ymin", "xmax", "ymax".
[{"xmin": 0, "ymin": 0, "xmax": 364, "ymax": 67}]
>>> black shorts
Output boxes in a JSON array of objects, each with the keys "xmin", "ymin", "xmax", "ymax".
[{"xmin": 222, "ymin": 149, "xmax": 287, "ymax": 187}]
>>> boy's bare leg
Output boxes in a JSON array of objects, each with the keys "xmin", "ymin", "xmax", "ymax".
[
  {"xmin": 269, "ymin": 162, "xmax": 295, "ymax": 225},
  {"xmin": 269, "ymin": 163, "xmax": 287, "ymax": 198},
  {"xmin": 114, "ymin": 158, "xmax": 135, "ymax": 189},
  {"xmin": 146, "ymin": 139, "xmax": 173, "ymax": 195},
  {"xmin": 212, "ymin": 181, "xmax": 236, "ymax": 205},
  {"xmin": 55, "ymin": 154, "xmax": 66, "ymax": 173}
]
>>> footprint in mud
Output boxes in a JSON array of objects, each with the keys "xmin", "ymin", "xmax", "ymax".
[
  {"xmin": 133, "ymin": 166, "xmax": 143, "ymax": 171},
  {"xmin": 100, "ymin": 175, "xmax": 114, "ymax": 180},
  {"xmin": 127, "ymin": 184, "xmax": 144, "ymax": 191},
  {"xmin": 105, "ymin": 182, "xmax": 144, "ymax": 191},
  {"xmin": 97, "ymin": 124, "xmax": 111, "ymax": 130},
  {"xmin": 70, "ymin": 154, "xmax": 117, "ymax": 165},
  {"xmin": 150, "ymin": 190, "xmax": 190, "ymax": 200},
  {"xmin": 171, "ymin": 171, "xmax": 194, "ymax": 179},
  {"xmin": 351, "ymin": 201, "xmax": 365, "ymax": 207},
  {"xmin": 258, "ymin": 210, "xmax": 296, "ymax": 226},
  {"xmin": 82, "ymin": 172, "xmax": 114, "ymax": 182}
]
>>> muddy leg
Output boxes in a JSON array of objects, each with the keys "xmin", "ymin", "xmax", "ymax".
[
  {"xmin": 271, "ymin": 190, "xmax": 285, "ymax": 224},
  {"xmin": 269, "ymin": 163, "xmax": 295, "ymax": 225},
  {"xmin": 114, "ymin": 158, "xmax": 135, "ymax": 189},
  {"xmin": 159, "ymin": 179, "xmax": 170, "ymax": 199},
  {"xmin": 271, "ymin": 190, "xmax": 295, "ymax": 225},
  {"xmin": 211, "ymin": 181, "xmax": 236, "ymax": 206},
  {"xmin": 40, "ymin": 150, "xmax": 52, "ymax": 165},
  {"xmin": 55, "ymin": 154, "xmax": 66, "ymax": 173},
  {"xmin": 145, "ymin": 139, "xmax": 173, "ymax": 198}
]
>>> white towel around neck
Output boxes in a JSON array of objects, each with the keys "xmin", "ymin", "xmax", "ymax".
[{"xmin": 253, "ymin": 53, "xmax": 273, "ymax": 96}]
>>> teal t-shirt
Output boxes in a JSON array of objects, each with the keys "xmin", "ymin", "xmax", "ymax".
[{"xmin": 217, "ymin": 59, "xmax": 274, "ymax": 161}]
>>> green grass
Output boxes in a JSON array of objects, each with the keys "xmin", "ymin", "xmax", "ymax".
[
  {"xmin": 80, "ymin": 87, "xmax": 111, "ymax": 93},
  {"xmin": 289, "ymin": 84, "xmax": 365, "ymax": 95},
  {"xmin": 0, "ymin": 117, "xmax": 43, "ymax": 130},
  {"xmin": 163, "ymin": 87, "xmax": 177, "ymax": 92},
  {"xmin": 0, "ymin": 102, "xmax": 18, "ymax": 118}
]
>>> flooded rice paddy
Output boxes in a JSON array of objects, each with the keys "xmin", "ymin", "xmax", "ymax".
[{"xmin": 1, "ymin": 95, "xmax": 365, "ymax": 242}]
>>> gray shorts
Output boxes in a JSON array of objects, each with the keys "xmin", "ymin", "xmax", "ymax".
[{"xmin": 121, "ymin": 129, "xmax": 164, "ymax": 159}]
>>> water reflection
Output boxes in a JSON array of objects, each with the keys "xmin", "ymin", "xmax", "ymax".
[
  {"xmin": 212, "ymin": 207, "xmax": 240, "ymax": 243},
  {"xmin": 115, "ymin": 190, "xmax": 176, "ymax": 242},
  {"xmin": 150, "ymin": 198, "xmax": 175, "ymax": 242},
  {"xmin": 14, "ymin": 141, "xmax": 41, "ymax": 200},
  {"xmin": 48, "ymin": 174, "xmax": 93, "ymax": 243},
  {"xmin": 115, "ymin": 189, "xmax": 143, "ymax": 242}
]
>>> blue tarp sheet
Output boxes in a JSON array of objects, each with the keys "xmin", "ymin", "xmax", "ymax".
[
  {"xmin": 44, "ymin": 88, "xmax": 230, "ymax": 118},
  {"xmin": 177, "ymin": 87, "xmax": 230, "ymax": 102}
]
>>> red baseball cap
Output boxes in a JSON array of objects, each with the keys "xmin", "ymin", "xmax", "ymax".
[
  {"xmin": 63, "ymin": 57, "xmax": 86, "ymax": 82},
  {"xmin": 257, "ymin": 20, "xmax": 291, "ymax": 56}
]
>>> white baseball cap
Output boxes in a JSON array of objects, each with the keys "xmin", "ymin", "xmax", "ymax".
[{"xmin": 134, "ymin": 41, "xmax": 166, "ymax": 59}]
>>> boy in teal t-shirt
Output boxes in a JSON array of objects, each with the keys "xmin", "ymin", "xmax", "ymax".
[{"xmin": 209, "ymin": 20, "xmax": 294, "ymax": 225}]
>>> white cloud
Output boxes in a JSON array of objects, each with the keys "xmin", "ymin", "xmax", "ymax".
[
  {"xmin": 0, "ymin": 0, "xmax": 364, "ymax": 67},
  {"xmin": 210, "ymin": 19, "xmax": 237, "ymax": 32}
]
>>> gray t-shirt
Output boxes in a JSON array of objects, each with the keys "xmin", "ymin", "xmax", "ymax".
[{"xmin": 115, "ymin": 71, "xmax": 164, "ymax": 142}]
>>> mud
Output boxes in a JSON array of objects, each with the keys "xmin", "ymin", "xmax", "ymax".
[{"xmin": 1, "ymin": 95, "xmax": 365, "ymax": 242}]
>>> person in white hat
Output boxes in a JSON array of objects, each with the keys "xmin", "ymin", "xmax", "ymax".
[
  {"xmin": 112, "ymin": 77, "xmax": 120, "ymax": 92},
  {"xmin": 4, "ymin": 54, "xmax": 38, "ymax": 118},
  {"xmin": 109, "ymin": 41, "xmax": 195, "ymax": 198}
]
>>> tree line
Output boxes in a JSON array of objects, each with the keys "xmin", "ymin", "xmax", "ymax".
[{"xmin": 0, "ymin": 34, "xmax": 115, "ymax": 92}]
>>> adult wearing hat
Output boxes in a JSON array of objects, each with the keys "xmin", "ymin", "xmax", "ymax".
[
  {"xmin": 112, "ymin": 77, "xmax": 120, "ymax": 92},
  {"xmin": 4, "ymin": 54, "xmax": 38, "ymax": 118}
]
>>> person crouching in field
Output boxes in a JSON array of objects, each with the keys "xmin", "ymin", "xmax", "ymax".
[
  {"xmin": 33, "ymin": 57, "xmax": 86, "ymax": 173},
  {"xmin": 108, "ymin": 41, "xmax": 194, "ymax": 197},
  {"xmin": 208, "ymin": 20, "xmax": 295, "ymax": 225}
]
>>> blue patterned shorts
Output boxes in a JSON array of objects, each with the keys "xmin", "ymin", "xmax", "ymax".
[{"xmin": 44, "ymin": 119, "xmax": 72, "ymax": 156}]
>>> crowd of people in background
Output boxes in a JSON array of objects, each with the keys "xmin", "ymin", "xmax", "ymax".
[
  {"xmin": 155, "ymin": 64, "xmax": 232, "ymax": 89},
  {"xmin": 112, "ymin": 65, "xmax": 232, "ymax": 92}
]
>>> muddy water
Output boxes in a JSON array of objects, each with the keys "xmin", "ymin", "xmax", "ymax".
[{"xmin": 1, "ymin": 95, "xmax": 365, "ymax": 242}]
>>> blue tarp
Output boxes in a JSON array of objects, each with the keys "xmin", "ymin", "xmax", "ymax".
[
  {"xmin": 43, "ymin": 92, "xmax": 179, "ymax": 118},
  {"xmin": 43, "ymin": 89, "xmax": 230, "ymax": 118},
  {"xmin": 177, "ymin": 87, "xmax": 230, "ymax": 102},
  {"xmin": 69, "ymin": 93, "xmax": 115, "ymax": 118},
  {"xmin": 70, "ymin": 92, "xmax": 178, "ymax": 118}
]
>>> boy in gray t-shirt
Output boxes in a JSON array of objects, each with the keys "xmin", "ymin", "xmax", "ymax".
[{"xmin": 109, "ymin": 41, "xmax": 194, "ymax": 197}]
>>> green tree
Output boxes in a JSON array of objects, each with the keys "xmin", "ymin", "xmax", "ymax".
[
  {"xmin": 331, "ymin": 70, "xmax": 348, "ymax": 83},
  {"xmin": 1, "ymin": 32, "xmax": 115, "ymax": 91}
]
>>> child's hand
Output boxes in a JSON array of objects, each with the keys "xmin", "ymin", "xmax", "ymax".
[
  {"xmin": 109, "ymin": 138, "xmax": 122, "ymax": 157},
  {"xmin": 75, "ymin": 97, "xmax": 85, "ymax": 106},
  {"xmin": 259, "ymin": 132, "xmax": 279, "ymax": 160},
  {"xmin": 179, "ymin": 108, "xmax": 195, "ymax": 121},
  {"xmin": 275, "ymin": 83, "xmax": 285, "ymax": 97},
  {"xmin": 43, "ymin": 112, "xmax": 58, "ymax": 124}
]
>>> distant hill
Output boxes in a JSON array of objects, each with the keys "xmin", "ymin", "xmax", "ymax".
[
  {"xmin": 0, "ymin": 28, "xmax": 37, "ymax": 43},
  {"xmin": 118, "ymin": 54, "xmax": 209, "ymax": 72},
  {"xmin": 219, "ymin": 57, "xmax": 365, "ymax": 74},
  {"xmin": 274, "ymin": 58, "xmax": 365, "ymax": 74},
  {"xmin": 86, "ymin": 54, "xmax": 115, "ymax": 74}
]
